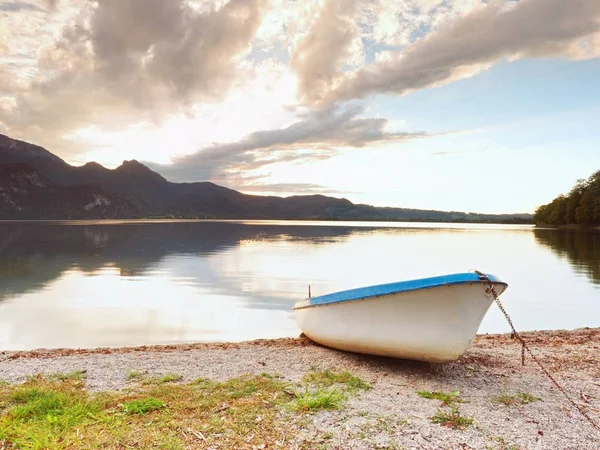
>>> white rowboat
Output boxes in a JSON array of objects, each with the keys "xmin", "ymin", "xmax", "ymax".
[{"xmin": 293, "ymin": 272, "xmax": 508, "ymax": 363}]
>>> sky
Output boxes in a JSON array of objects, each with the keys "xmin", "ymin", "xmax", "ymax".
[{"xmin": 1, "ymin": 0, "xmax": 600, "ymax": 214}]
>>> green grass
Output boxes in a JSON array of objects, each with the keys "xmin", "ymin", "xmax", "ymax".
[
  {"xmin": 0, "ymin": 372, "xmax": 299, "ymax": 449},
  {"xmin": 417, "ymin": 389, "xmax": 462, "ymax": 406},
  {"xmin": 126, "ymin": 369, "xmax": 146, "ymax": 380},
  {"xmin": 290, "ymin": 388, "xmax": 347, "ymax": 412},
  {"xmin": 259, "ymin": 372, "xmax": 280, "ymax": 379},
  {"xmin": 156, "ymin": 437, "xmax": 185, "ymax": 450},
  {"xmin": 430, "ymin": 407, "xmax": 473, "ymax": 430},
  {"xmin": 0, "ymin": 377, "xmax": 108, "ymax": 448},
  {"xmin": 215, "ymin": 376, "xmax": 262, "ymax": 399},
  {"xmin": 190, "ymin": 377, "xmax": 211, "ymax": 387},
  {"xmin": 491, "ymin": 392, "xmax": 541, "ymax": 406},
  {"xmin": 122, "ymin": 397, "xmax": 166, "ymax": 415},
  {"xmin": 45, "ymin": 370, "xmax": 86, "ymax": 383},
  {"xmin": 293, "ymin": 368, "xmax": 371, "ymax": 413},
  {"xmin": 0, "ymin": 369, "xmax": 371, "ymax": 449},
  {"xmin": 418, "ymin": 389, "xmax": 473, "ymax": 431},
  {"xmin": 142, "ymin": 373, "xmax": 184, "ymax": 385},
  {"xmin": 303, "ymin": 369, "xmax": 371, "ymax": 391}
]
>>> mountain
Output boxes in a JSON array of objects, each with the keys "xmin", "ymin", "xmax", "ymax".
[
  {"xmin": 0, "ymin": 163, "xmax": 134, "ymax": 219},
  {"xmin": 0, "ymin": 133, "xmax": 533, "ymax": 222}
]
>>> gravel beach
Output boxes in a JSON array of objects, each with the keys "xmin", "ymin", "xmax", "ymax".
[{"xmin": 1, "ymin": 328, "xmax": 599, "ymax": 450}]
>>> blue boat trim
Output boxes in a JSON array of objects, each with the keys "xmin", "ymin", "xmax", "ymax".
[{"xmin": 294, "ymin": 272, "xmax": 507, "ymax": 310}]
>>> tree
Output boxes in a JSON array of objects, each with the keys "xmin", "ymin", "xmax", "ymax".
[
  {"xmin": 565, "ymin": 180, "xmax": 585, "ymax": 224},
  {"xmin": 535, "ymin": 170, "xmax": 600, "ymax": 226},
  {"xmin": 534, "ymin": 204, "xmax": 551, "ymax": 224},
  {"xmin": 548, "ymin": 196, "xmax": 567, "ymax": 225},
  {"xmin": 576, "ymin": 190, "xmax": 594, "ymax": 225}
]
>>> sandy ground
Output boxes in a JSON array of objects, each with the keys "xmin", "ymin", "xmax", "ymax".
[{"xmin": 1, "ymin": 328, "xmax": 600, "ymax": 450}]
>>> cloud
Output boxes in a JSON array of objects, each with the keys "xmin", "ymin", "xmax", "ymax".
[
  {"xmin": 87, "ymin": 0, "xmax": 266, "ymax": 102},
  {"xmin": 2, "ymin": 0, "xmax": 598, "ymax": 193},
  {"xmin": 149, "ymin": 103, "xmax": 427, "ymax": 184},
  {"xmin": 290, "ymin": 0, "xmax": 361, "ymax": 104},
  {"xmin": 240, "ymin": 182, "xmax": 350, "ymax": 195},
  {"xmin": 0, "ymin": 1, "xmax": 42, "ymax": 11},
  {"xmin": 0, "ymin": 0, "xmax": 268, "ymax": 156},
  {"xmin": 317, "ymin": 0, "xmax": 600, "ymax": 104},
  {"xmin": 430, "ymin": 146, "xmax": 491, "ymax": 157}
]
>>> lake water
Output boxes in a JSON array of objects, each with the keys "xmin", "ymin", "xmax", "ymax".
[{"xmin": 0, "ymin": 220, "xmax": 598, "ymax": 351}]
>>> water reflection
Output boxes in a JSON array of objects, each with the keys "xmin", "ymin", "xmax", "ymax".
[
  {"xmin": 1, "ymin": 221, "xmax": 599, "ymax": 350},
  {"xmin": 1, "ymin": 221, "xmax": 526, "ymax": 303},
  {"xmin": 0, "ymin": 221, "xmax": 360, "ymax": 302},
  {"xmin": 1, "ymin": 221, "xmax": 383, "ymax": 350},
  {"xmin": 534, "ymin": 229, "xmax": 600, "ymax": 285}
]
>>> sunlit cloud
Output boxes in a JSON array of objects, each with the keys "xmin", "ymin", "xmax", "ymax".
[
  {"xmin": 148, "ymin": 103, "xmax": 428, "ymax": 185},
  {"xmin": 315, "ymin": 0, "xmax": 600, "ymax": 104},
  {"xmin": 0, "ymin": 1, "xmax": 44, "ymax": 12},
  {"xmin": 1, "ymin": 0, "xmax": 599, "ymax": 210},
  {"xmin": 289, "ymin": 0, "xmax": 362, "ymax": 104},
  {"xmin": 0, "ymin": 0, "xmax": 269, "ymax": 156},
  {"xmin": 239, "ymin": 182, "xmax": 351, "ymax": 196}
]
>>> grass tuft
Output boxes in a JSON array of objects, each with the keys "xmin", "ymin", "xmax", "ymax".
[
  {"xmin": 417, "ymin": 389, "xmax": 462, "ymax": 406},
  {"xmin": 213, "ymin": 376, "xmax": 261, "ymax": 399},
  {"xmin": 430, "ymin": 407, "xmax": 473, "ymax": 430},
  {"xmin": 0, "ymin": 378, "xmax": 106, "ymax": 445},
  {"xmin": 515, "ymin": 392, "xmax": 541, "ymax": 404},
  {"xmin": 491, "ymin": 392, "xmax": 541, "ymax": 406},
  {"xmin": 157, "ymin": 437, "xmax": 186, "ymax": 450},
  {"xmin": 290, "ymin": 388, "xmax": 347, "ymax": 412},
  {"xmin": 46, "ymin": 370, "xmax": 87, "ymax": 382},
  {"xmin": 127, "ymin": 369, "xmax": 147, "ymax": 380},
  {"xmin": 303, "ymin": 369, "xmax": 371, "ymax": 391},
  {"xmin": 190, "ymin": 377, "xmax": 213, "ymax": 387},
  {"xmin": 122, "ymin": 397, "xmax": 166, "ymax": 415},
  {"xmin": 142, "ymin": 373, "xmax": 184, "ymax": 385}
]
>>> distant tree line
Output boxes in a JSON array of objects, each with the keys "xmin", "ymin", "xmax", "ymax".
[{"xmin": 534, "ymin": 170, "xmax": 600, "ymax": 226}]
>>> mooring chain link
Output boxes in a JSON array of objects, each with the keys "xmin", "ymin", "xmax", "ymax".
[
  {"xmin": 474, "ymin": 270, "xmax": 600, "ymax": 433},
  {"xmin": 489, "ymin": 288, "xmax": 527, "ymax": 366}
]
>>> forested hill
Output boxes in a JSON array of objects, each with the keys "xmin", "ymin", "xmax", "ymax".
[
  {"xmin": 0, "ymin": 133, "xmax": 532, "ymax": 222},
  {"xmin": 534, "ymin": 170, "xmax": 600, "ymax": 226}
]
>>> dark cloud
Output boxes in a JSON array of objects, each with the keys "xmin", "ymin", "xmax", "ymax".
[
  {"xmin": 149, "ymin": 103, "xmax": 427, "ymax": 183},
  {"xmin": 319, "ymin": 0, "xmax": 600, "ymax": 104}
]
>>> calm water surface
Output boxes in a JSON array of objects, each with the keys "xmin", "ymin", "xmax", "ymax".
[{"xmin": 0, "ymin": 220, "xmax": 598, "ymax": 350}]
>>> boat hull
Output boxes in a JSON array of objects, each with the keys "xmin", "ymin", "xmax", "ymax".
[{"xmin": 294, "ymin": 281, "xmax": 505, "ymax": 362}]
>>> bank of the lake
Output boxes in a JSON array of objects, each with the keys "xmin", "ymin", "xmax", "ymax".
[
  {"xmin": 1, "ymin": 328, "xmax": 599, "ymax": 449},
  {"xmin": 536, "ymin": 223, "xmax": 600, "ymax": 231}
]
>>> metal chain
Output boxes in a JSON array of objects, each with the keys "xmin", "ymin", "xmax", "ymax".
[{"xmin": 473, "ymin": 270, "xmax": 600, "ymax": 433}]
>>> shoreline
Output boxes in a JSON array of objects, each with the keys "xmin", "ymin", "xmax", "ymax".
[
  {"xmin": 2, "ymin": 328, "xmax": 599, "ymax": 449},
  {"xmin": 535, "ymin": 223, "xmax": 600, "ymax": 231},
  {"xmin": 2, "ymin": 327, "xmax": 598, "ymax": 360},
  {"xmin": 0, "ymin": 218, "xmax": 534, "ymax": 225}
]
